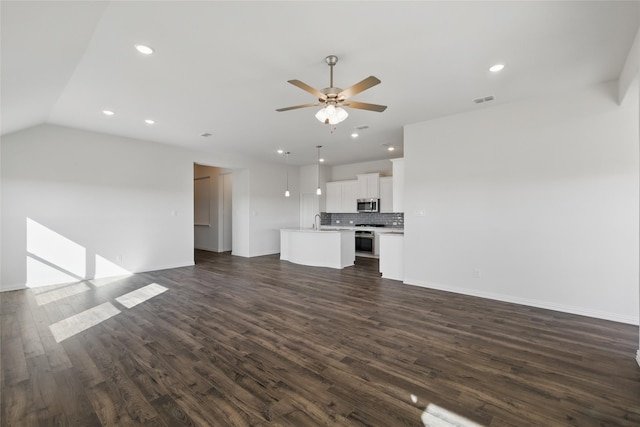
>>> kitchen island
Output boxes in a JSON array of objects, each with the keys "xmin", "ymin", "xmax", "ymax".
[{"xmin": 280, "ymin": 228, "xmax": 355, "ymax": 269}]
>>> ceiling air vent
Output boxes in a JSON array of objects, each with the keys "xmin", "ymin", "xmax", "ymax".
[{"xmin": 473, "ymin": 95, "xmax": 495, "ymax": 104}]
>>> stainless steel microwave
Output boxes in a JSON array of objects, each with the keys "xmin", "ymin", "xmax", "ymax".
[{"xmin": 357, "ymin": 198, "xmax": 379, "ymax": 213}]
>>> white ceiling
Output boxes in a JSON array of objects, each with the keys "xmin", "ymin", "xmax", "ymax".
[{"xmin": 2, "ymin": 1, "xmax": 638, "ymax": 166}]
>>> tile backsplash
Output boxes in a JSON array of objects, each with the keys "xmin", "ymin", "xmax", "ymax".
[{"xmin": 321, "ymin": 212, "xmax": 404, "ymax": 228}]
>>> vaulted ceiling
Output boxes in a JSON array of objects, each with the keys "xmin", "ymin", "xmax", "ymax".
[{"xmin": 2, "ymin": 1, "xmax": 638, "ymax": 166}]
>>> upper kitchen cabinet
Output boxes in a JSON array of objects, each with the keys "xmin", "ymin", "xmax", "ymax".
[
  {"xmin": 379, "ymin": 176, "xmax": 393, "ymax": 212},
  {"xmin": 325, "ymin": 180, "xmax": 358, "ymax": 213},
  {"xmin": 390, "ymin": 158, "xmax": 404, "ymax": 212},
  {"xmin": 357, "ymin": 173, "xmax": 380, "ymax": 199}
]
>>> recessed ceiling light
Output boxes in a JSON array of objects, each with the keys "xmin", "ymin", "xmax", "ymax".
[
  {"xmin": 319, "ymin": 158, "xmax": 325, "ymax": 163},
  {"xmin": 277, "ymin": 149, "xmax": 284, "ymax": 154},
  {"xmin": 144, "ymin": 119, "xmax": 155, "ymax": 125},
  {"xmin": 102, "ymin": 110, "xmax": 115, "ymax": 116},
  {"xmin": 135, "ymin": 44, "xmax": 154, "ymax": 55},
  {"xmin": 489, "ymin": 63, "xmax": 504, "ymax": 72},
  {"xmin": 387, "ymin": 146, "xmax": 395, "ymax": 152},
  {"xmin": 351, "ymin": 132, "xmax": 359, "ymax": 138}
]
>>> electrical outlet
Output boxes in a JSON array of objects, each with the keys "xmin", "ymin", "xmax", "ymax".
[
  {"xmin": 349, "ymin": 220, "xmax": 353, "ymax": 224},
  {"xmin": 116, "ymin": 255, "xmax": 123, "ymax": 262},
  {"xmin": 335, "ymin": 220, "xmax": 340, "ymax": 223},
  {"xmin": 473, "ymin": 269, "xmax": 481, "ymax": 278}
]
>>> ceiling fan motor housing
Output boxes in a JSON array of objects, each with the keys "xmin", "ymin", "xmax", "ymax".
[{"xmin": 320, "ymin": 87, "xmax": 343, "ymax": 103}]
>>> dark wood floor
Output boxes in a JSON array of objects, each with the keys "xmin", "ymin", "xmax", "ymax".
[{"xmin": 2, "ymin": 250, "xmax": 639, "ymax": 426}]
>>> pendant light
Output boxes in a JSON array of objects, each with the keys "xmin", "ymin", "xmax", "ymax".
[
  {"xmin": 284, "ymin": 151, "xmax": 291, "ymax": 197},
  {"xmin": 316, "ymin": 145, "xmax": 322, "ymax": 196}
]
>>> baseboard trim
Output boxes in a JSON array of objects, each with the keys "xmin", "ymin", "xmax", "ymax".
[
  {"xmin": 138, "ymin": 261, "xmax": 195, "ymax": 273},
  {"xmin": 403, "ymin": 277, "xmax": 639, "ymax": 326},
  {"xmin": 0, "ymin": 283, "xmax": 29, "ymax": 292},
  {"xmin": 194, "ymin": 245, "xmax": 220, "ymax": 252}
]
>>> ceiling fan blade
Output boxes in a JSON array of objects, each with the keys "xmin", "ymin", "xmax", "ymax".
[
  {"xmin": 338, "ymin": 76, "xmax": 381, "ymax": 100},
  {"xmin": 276, "ymin": 102, "xmax": 322, "ymax": 112},
  {"xmin": 343, "ymin": 101, "xmax": 387, "ymax": 112},
  {"xmin": 288, "ymin": 80, "xmax": 326, "ymax": 100}
]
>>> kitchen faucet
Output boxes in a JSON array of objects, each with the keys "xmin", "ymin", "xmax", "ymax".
[{"xmin": 314, "ymin": 214, "xmax": 321, "ymax": 230}]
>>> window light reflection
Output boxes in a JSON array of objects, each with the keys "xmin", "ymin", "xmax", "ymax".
[{"xmin": 421, "ymin": 403, "xmax": 484, "ymax": 427}]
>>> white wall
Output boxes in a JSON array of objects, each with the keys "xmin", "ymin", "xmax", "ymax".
[
  {"xmin": 299, "ymin": 163, "xmax": 328, "ymax": 223},
  {"xmin": 331, "ymin": 159, "xmax": 392, "ymax": 181},
  {"xmin": 1, "ymin": 124, "xmax": 300, "ymax": 290},
  {"xmin": 1, "ymin": 124, "xmax": 194, "ymax": 290},
  {"xmin": 247, "ymin": 163, "xmax": 300, "ymax": 257},
  {"xmin": 619, "ymin": 27, "xmax": 640, "ymax": 103},
  {"xmin": 404, "ymin": 81, "xmax": 639, "ymax": 324},
  {"xmin": 231, "ymin": 168, "xmax": 251, "ymax": 257},
  {"xmin": 219, "ymin": 173, "xmax": 233, "ymax": 252}
]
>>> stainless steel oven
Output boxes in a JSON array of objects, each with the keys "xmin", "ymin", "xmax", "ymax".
[
  {"xmin": 355, "ymin": 230, "xmax": 374, "ymax": 254},
  {"xmin": 354, "ymin": 224, "xmax": 385, "ymax": 254}
]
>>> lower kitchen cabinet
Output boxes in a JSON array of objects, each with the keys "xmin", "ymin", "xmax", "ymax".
[{"xmin": 379, "ymin": 232, "xmax": 404, "ymax": 281}]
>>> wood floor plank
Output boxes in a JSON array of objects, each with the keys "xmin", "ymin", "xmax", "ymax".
[
  {"xmin": 2, "ymin": 250, "xmax": 639, "ymax": 426},
  {"xmin": 85, "ymin": 381, "xmax": 139, "ymax": 427}
]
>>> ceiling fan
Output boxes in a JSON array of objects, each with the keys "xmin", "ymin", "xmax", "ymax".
[{"xmin": 276, "ymin": 55, "xmax": 387, "ymax": 125}]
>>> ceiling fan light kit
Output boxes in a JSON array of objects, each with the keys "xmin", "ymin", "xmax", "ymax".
[
  {"xmin": 277, "ymin": 55, "xmax": 386, "ymax": 126},
  {"xmin": 315, "ymin": 104, "xmax": 348, "ymax": 125}
]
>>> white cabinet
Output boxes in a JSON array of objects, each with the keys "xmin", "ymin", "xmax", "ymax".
[
  {"xmin": 357, "ymin": 173, "xmax": 380, "ymax": 199},
  {"xmin": 379, "ymin": 177, "xmax": 393, "ymax": 212},
  {"xmin": 341, "ymin": 180, "xmax": 358, "ymax": 212},
  {"xmin": 379, "ymin": 233, "xmax": 404, "ymax": 280},
  {"xmin": 325, "ymin": 180, "xmax": 358, "ymax": 213},
  {"xmin": 390, "ymin": 158, "xmax": 404, "ymax": 213}
]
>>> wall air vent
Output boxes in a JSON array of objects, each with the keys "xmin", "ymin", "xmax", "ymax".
[{"xmin": 473, "ymin": 95, "xmax": 495, "ymax": 104}]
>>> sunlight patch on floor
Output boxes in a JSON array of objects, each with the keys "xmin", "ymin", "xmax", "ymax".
[
  {"xmin": 421, "ymin": 403, "xmax": 484, "ymax": 427},
  {"xmin": 115, "ymin": 283, "xmax": 168, "ymax": 309},
  {"xmin": 88, "ymin": 274, "xmax": 132, "ymax": 288},
  {"xmin": 34, "ymin": 282, "xmax": 91, "ymax": 306},
  {"xmin": 49, "ymin": 302, "xmax": 121, "ymax": 343}
]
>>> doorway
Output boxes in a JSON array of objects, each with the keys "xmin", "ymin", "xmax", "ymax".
[{"xmin": 193, "ymin": 164, "xmax": 232, "ymax": 255}]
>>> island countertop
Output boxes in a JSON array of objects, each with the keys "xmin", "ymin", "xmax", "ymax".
[{"xmin": 280, "ymin": 228, "xmax": 355, "ymax": 269}]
